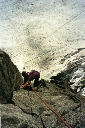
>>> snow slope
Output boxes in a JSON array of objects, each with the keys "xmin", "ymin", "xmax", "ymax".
[{"xmin": 0, "ymin": 0, "xmax": 85, "ymax": 80}]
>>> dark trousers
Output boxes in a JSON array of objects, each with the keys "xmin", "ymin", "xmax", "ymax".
[{"xmin": 34, "ymin": 77, "xmax": 39, "ymax": 87}]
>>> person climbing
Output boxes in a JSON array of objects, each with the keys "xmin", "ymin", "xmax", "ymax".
[{"xmin": 20, "ymin": 70, "xmax": 40, "ymax": 90}]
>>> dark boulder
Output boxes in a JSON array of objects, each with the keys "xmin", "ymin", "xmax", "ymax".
[{"xmin": 0, "ymin": 49, "xmax": 23, "ymax": 103}]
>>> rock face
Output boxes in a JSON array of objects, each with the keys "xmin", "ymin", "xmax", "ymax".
[
  {"xmin": 1, "ymin": 50, "xmax": 85, "ymax": 128},
  {"xmin": 0, "ymin": 49, "xmax": 23, "ymax": 103},
  {"xmin": 1, "ymin": 80, "xmax": 85, "ymax": 128},
  {"xmin": 59, "ymin": 48, "xmax": 85, "ymax": 95}
]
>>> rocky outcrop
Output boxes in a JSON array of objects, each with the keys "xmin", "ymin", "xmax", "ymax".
[
  {"xmin": 1, "ymin": 79, "xmax": 85, "ymax": 128},
  {"xmin": 0, "ymin": 49, "xmax": 23, "ymax": 103},
  {"xmin": 1, "ymin": 50, "xmax": 85, "ymax": 128},
  {"xmin": 59, "ymin": 48, "xmax": 85, "ymax": 95}
]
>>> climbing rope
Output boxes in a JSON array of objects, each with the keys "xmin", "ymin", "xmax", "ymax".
[{"xmin": 31, "ymin": 85, "xmax": 71, "ymax": 128}]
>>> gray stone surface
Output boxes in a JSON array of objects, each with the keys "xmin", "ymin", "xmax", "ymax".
[
  {"xmin": 0, "ymin": 51, "xmax": 85, "ymax": 128},
  {"xmin": 1, "ymin": 79, "xmax": 85, "ymax": 128},
  {"xmin": 0, "ymin": 49, "xmax": 23, "ymax": 103}
]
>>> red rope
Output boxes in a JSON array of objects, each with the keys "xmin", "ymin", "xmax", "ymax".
[{"xmin": 31, "ymin": 85, "xmax": 71, "ymax": 128}]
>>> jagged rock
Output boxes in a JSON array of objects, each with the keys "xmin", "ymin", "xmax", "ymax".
[
  {"xmin": 1, "ymin": 104, "xmax": 32, "ymax": 128},
  {"xmin": 0, "ymin": 49, "xmax": 23, "ymax": 103},
  {"xmin": 55, "ymin": 48, "xmax": 85, "ymax": 95},
  {"xmin": 1, "ymin": 80, "xmax": 85, "ymax": 128},
  {"xmin": 2, "ymin": 80, "xmax": 85, "ymax": 128},
  {"xmin": 1, "ymin": 50, "xmax": 85, "ymax": 128}
]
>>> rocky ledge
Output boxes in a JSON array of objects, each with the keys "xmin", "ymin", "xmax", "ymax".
[{"xmin": 0, "ymin": 49, "xmax": 85, "ymax": 128}]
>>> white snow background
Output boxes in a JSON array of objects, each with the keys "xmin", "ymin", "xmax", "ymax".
[{"xmin": 0, "ymin": 0, "xmax": 85, "ymax": 81}]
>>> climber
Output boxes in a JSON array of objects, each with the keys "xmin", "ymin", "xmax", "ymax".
[{"xmin": 20, "ymin": 70, "xmax": 40, "ymax": 90}]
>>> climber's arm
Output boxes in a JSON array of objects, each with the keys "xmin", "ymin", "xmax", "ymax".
[
  {"xmin": 20, "ymin": 80, "xmax": 31, "ymax": 89},
  {"xmin": 20, "ymin": 82, "xmax": 24, "ymax": 86}
]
